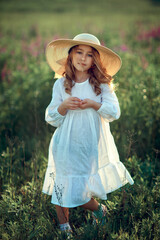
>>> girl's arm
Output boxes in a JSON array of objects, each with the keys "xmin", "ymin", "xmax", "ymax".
[
  {"xmin": 45, "ymin": 79, "xmax": 81, "ymax": 127},
  {"xmin": 97, "ymin": 84, "xmax": 120, "ymax": 122},
  {"xmin": 79, "ymin": 84, "xmax": 120, "ymax": 122},
  {"xmin": 45, "ymin": 80, "xmax": 66, "ymax": 127}
]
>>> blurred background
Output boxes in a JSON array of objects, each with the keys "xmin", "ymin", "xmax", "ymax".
[{"xmin": 0, "ymin": 0, "xmax": 160, "ymax": 239}]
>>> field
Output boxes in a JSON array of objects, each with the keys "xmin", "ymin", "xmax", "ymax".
[{"xmin": 0, "ymin": 0, "xmax": 160, "ymax": 239}]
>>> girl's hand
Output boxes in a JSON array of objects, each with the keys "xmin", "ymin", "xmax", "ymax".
[
  {"xmin": 79, "ymin": 98, "xmax": 101, "ymax": 111},
  {"xmin": 63, "ymin": 97, "xmax": 81, "ymax": 110},
  {"xmin": 58, "ymin": 97, "xmax": 81, "ymax": 116},
  {"xmin": 79, "ymin": 99, "xmax": 102, "ymax": 110},
  {"xmin": 79, "ymin": 98, "xmax": 93, "ymax": 109}
]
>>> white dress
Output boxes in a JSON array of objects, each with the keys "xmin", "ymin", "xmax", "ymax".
[{"xmin": 42, "ymin": 77, "xmax": 134, "ymax": 208}]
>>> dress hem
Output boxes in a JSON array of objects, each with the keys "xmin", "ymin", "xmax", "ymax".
[
  {"xmin": 51, "ymin": 195, "xmax": 107, "ymax": 208},
  {"xmin": 42, "ymin": 177, "xmax": 134, "ymax": 208}
]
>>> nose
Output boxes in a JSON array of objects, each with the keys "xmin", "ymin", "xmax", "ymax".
[{"xmin": 81, "ymin": 54, "xmax": 86, "ymax": 61}]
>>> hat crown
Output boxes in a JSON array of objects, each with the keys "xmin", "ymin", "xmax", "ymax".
[{"xmin": 73, "ymin": 33, "xmax": 100, "ymax": 45}]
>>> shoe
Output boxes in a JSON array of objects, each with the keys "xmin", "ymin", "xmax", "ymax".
[
  {"xmin": 92, "ymin": 203, "xmax": 107, "ymax": 226},
  {"xmin": 59, "ymin": 222, "xmax": 73, "ymax": 239}
]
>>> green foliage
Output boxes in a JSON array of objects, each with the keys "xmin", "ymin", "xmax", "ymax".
[
  {"xmin": 0, "ymin": 0, "xmax": 160, "ymax": 239},
  {"xmin": 111, "ymin": 29, "xmax": 160, "ymax": 158},
  {"xmin": 1, "ymin": 156, "xmax": 160, "ymax": 239}
]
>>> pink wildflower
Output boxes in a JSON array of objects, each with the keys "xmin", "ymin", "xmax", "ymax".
[
  {"xmin": 141, "ymin": 56, "xmax": 149, "ymax": 70},
  {"xmin": 1, "ymin": 64, "xmax": 11, "ymax": 82},
  {"xmin": 1, "ymin": 64, "xmax": 7, "ymax": 80},
  {"xmin": 100, "ymin": 40, "xmax": 105, "ymax": 46},
  {"xmin": 120, "ymin": 44, "xmax": 129, "ymax": 52},
  {"xmin": 0, "ymin": 47, "xmax": 6, "ymax": 53},
  {"xmin": 137, "ymin": 26, "xmax": 160, "ymax": 41},
  {"xmin": 157, "ymin": 46, "xmax": 160, "ymax": 53},
  {"xmin": 52, "ymin": 34, "xmax": 61, "ymax": 40}
]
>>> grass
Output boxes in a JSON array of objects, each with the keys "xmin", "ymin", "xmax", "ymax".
[{"xmin": 0, "ymin": 0, "xmax": 160, "ymax": 37}]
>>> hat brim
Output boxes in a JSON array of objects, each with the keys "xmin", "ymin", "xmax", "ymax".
[{"xmin": 46, "ymin": 39, "xmax": 122, "ymax": 76}]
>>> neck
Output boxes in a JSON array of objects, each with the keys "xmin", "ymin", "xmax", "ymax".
[{"xmin": 74, "ymin": 70, "xmax": 90, "ymax": 83}]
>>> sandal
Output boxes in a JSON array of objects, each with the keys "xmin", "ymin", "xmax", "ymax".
[{"xmin": 92, "ymin": 203, "xmax": 107, "ymax": 226}]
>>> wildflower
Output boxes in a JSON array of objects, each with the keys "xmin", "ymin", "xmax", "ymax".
[
  {"xmin": 137, "ymin": 26, "xmax": 160, "ymax": 41},
  {"xmin": 0, "ymin": 47, "xmax": 6, "ymax": 53},
  {"xmin": 157, "ymin": 46, "xmax": 160, "ymax": 53},
  {"xmin": 1, "ymin": 64, "xmax": 11, "ymax": 82},
  {"xmin": 141, "ymin": 56, "xmax": 148, "ymax": 70},
  {"xmin": 100, "ymin": 40, "xmax": 105, "ymax": 46},
  {"xmin": 120, "ymin": 44, "xmax": 129, "ymax": 52},
  {"xmin": 143, "ymin": 95, "xmax": 147, "ymax": 99},
  {"xmin": 52, "ymin": 34, "xmax": 61, "ymax": 40}
]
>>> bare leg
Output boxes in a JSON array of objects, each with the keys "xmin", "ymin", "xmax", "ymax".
[
  {"xmin": 55, "ymin": 205, "xmax": 69, "ymax": 224},
  {"xmin": 80, "ymin": 197, "xmax": 99, "ymax": 211}
]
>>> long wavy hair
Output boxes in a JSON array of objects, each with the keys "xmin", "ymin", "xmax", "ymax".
[{"xmin": 62, "ymin": 45, "xmax": 113, "ymax": 95}]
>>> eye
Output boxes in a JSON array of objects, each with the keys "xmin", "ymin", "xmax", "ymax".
[
  {"xmin": 77, "ymin": 51, "xmax": 82, "ymax": 54},
  {"xmin": 88, "ymin": 54, "xmax": 93, "ymax": 57}
]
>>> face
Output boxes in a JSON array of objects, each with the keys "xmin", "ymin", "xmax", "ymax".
[{"xmin": 71, "ymin": 45, "xmax": 93, "ymax": 72}]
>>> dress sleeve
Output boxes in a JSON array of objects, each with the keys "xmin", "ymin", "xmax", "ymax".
[
  {"xmin": 45, "ymin": 79, "xmax": 65, "ymax": 127},
  {"xmin": 97, "ymin": 84, "xmax": 120, "ymax": 122}
]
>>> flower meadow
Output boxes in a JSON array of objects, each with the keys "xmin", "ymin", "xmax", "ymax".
[{"xmin": 0, "ymin": 1, "xmax": 160, "ymax": 239}]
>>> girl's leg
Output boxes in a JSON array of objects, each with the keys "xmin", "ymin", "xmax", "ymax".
[
  {"xmin": 80, "ymin": 198, "xmax": 107, "ymax": 225},
  {"xmin": 55, "ymin": 205, "xmax": 69, "ymax": 224},
  {"xmin": 55, "ymin": 205, "xmax": 72, "ymax": 233},
  {"xmin": 79, "ymin": 197, "xmax": 99, "ymax": 211}
]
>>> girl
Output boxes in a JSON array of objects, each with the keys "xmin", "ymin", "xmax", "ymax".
[{"xmin": 42, "ymin": 33, "xmax": 134, "ymax": 236}]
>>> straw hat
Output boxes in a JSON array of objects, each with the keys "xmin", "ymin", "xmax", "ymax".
[{"xmin": 46, "ymin": 33, "xmax": 122, "ymax": 77}]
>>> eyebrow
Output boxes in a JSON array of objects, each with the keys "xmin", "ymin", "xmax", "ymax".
[{"xmin": 77, "ymin": 47, "xmax": 93, "ymax": 54}]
